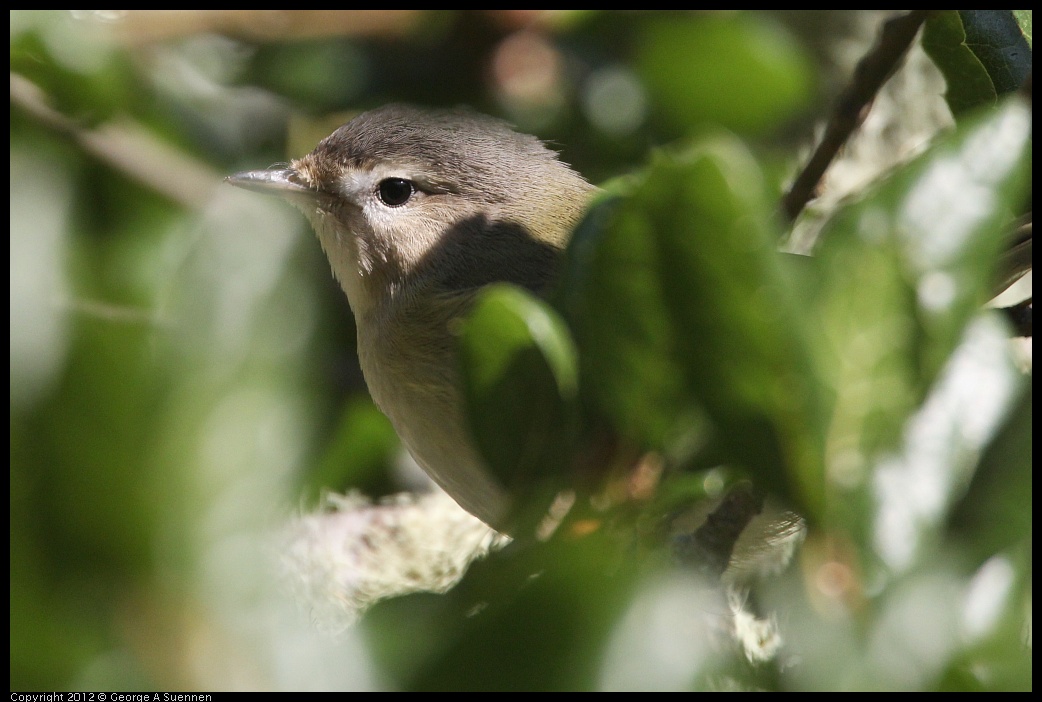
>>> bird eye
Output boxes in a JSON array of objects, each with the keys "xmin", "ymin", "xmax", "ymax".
[{"xmin": 377, "ymin": 178, "xmax": 414, "ymax": 207}]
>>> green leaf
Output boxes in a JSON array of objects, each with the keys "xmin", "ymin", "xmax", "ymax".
[
  {"xmin": 11, "ymin": 23, "xmax": 136, "ymax": 127},
  {"xmin": 458, "ymin": 284, "xmax": 580, "ymax": 498},
  {"xmin": 650, "ymin": 141, "xmax": 828, "ymax": 515},
  {"xmin": 302, "ymin": 397, "xmax": 399, "ymax": 502},
  {"xmin": 923, "ymin": 11, "xmax": 999, "ymax": 116},
  {"xmin": 813, "ymin": 100, "xmax": 1031, "ymax": 535},
  {"xmin": 1012, "ymin": 10, "xmax": 1032, "ymax": 48},
  {"xmin": 376, "ymin": 525, "xmax": 642, "ymax": 691},
  {"xmin": 923, "ymin": 11, "xmax": 1031, "ymax": 117},
  {"xmin": 959, "ymin": 10, "xmax": 1032, "ymax": 95},
  {"xmin": 561, "ymin": 136, "xmax": 829, "ymax": 517},
  {"xmin": 948, "ymin": 385, "xmax": 1032, "ymax": 565},
  {"xmin": 636, "ymin": 13, "xmax": 814, "ymax": 136},
  {"xmin": 558, "ymin": 190, "xmax": 696, "ymax": 451}
]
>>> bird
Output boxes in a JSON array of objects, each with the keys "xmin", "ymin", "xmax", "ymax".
[{"xmin": 228, "ymin": 104, "xmax": 597, "ymax": 530}]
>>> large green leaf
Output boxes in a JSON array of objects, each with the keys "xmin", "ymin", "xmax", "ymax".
[
  {"xmin": 922, "ymin": 10, "xmax": 1032, "ymax": 117},
  {"xmin": 959, "ymin": 10, "xmax": 1032, "ymax": 94},
  {"xmin": 561, "ymin": 136, "xmax": 828, "ymax": 517},
  {"xmin": 948, "ymin": 384, "xmax": 1032, "ymax": 565},
  {"xmin": 458, "ymin": 284, "xmax": 580, "ymax": 500},
  {"xmin": 635, "ymin": 13, "xmax": 814, "ymax": 136},
  {"xmin": 813, "ymin": 100, "xmax": 1031, "ymax": 539},
  {"xmin": 558, "ymin": 187, "xmax": 696, "ymax": 452},
  {"xmin": 1012, "ymin": 10, "xmax": 1032, "ymax": 47},
  {"xmin": 389, "ymin": 526, "xmax": 642, "ymax": 691}
]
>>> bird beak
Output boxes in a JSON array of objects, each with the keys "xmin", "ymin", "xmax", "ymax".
[{"xmin": 225, "ymin": 167, "xmax": 319, "ymax": 206}]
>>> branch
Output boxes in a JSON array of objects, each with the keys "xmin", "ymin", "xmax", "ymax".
[
  {"xmin": 782, "ymin": 10, "xmax": 932, "ymax": 223},
  {"xmin": 10, "ymin": 71, "xmax": 220, "ymax": 209}
]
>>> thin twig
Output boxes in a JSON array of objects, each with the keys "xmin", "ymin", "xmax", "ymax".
[
  {"xmin": 782, "ymin": 10, "xmax": 932, "ymax": 223},
  {"xmin": 10, "ymin": 71, "xmax": 221, "ymax": 208}
]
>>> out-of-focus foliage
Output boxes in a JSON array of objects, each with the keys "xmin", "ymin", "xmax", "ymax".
[
  {"xmin": 10, "ymin": 10, "xmax": 1031, "ymax": 692},
  {"xmin": 636, "ymin": 13, "xmax": 815, "ymax": 136},
  {"xmin": 559, "ymin": 139, "xmax": 827, "ymax": 516},
  {"xmin": 458, "ymin": 284, "xmax": 580, "ymax": 511}
]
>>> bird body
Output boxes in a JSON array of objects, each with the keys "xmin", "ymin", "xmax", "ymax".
[{"xmin": 229, "ymin": 105, "xmax": 595, "ymax": 527}]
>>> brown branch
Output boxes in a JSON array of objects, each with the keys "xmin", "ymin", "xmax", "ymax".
[
  {"xmin": 10, "ymin": 71, "xmax": 221, "ymax": 209},
  {"xmin": 782, "ymin": 10, "xmax": 933, "ymax": 223}
]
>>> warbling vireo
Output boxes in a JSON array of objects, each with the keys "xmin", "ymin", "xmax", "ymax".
[{"xmin": 228, "ymin": 104, "xmax": 596, "ymax": 529}]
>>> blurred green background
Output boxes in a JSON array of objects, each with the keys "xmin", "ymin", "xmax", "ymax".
[{"xmin": 10, "ymin": 10, "xmax": 1031, "ymax": 691}]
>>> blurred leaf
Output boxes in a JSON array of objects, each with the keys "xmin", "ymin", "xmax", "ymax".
[
  {"xmin": 865, "ymin": 314, "xmax": 1024, "ymax": 578},
  {"xmin": 562, "ymin": 136, "xmax": 828, "ymax": 517},
  {"xmin": 650, "ymin": 140, "xmax": 828, "ymax": 516},
  {"xmin": 383, "ymin": 527, "xmax": 642, "ymax": 691},
  {"xmin": 636, "ymin": 13, "xmax": 814, "ymax": 136},
  {"xmin": 947, "ymin": 384, "xmax": 1032, "ymax": 565},
  {"xmin": 10, "ymin": 20, "xmax": 136, "ymax": 126},
  {"xmin": 814, "ymin": 100, "xmax": 1031, "ymax": 535},
  {"xmin": 923, "ymin": 11, "xmax": 1031, "ymax": 117},
  {"xmin": 302, "ymin": 396, "xmax": 399, "ymax": 502},
  {"xmin": 558, "ymin": 189, "xmax": 695, "ymax": 450},
  {"xmin": 254, "ymin": 40, "xmax": 370, "ymax": 110},
  {"xmin": 938, "ymin": 546, "xmax": 1032, "ymax": 691},
  {"xmin": 459, "ymin": 284, "xmax": 580, "ymax": 498}
]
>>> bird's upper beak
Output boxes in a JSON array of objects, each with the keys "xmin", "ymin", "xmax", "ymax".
[{"xmin": 225, "ymin": 167, "xmax": 320, "ymax": 207}]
